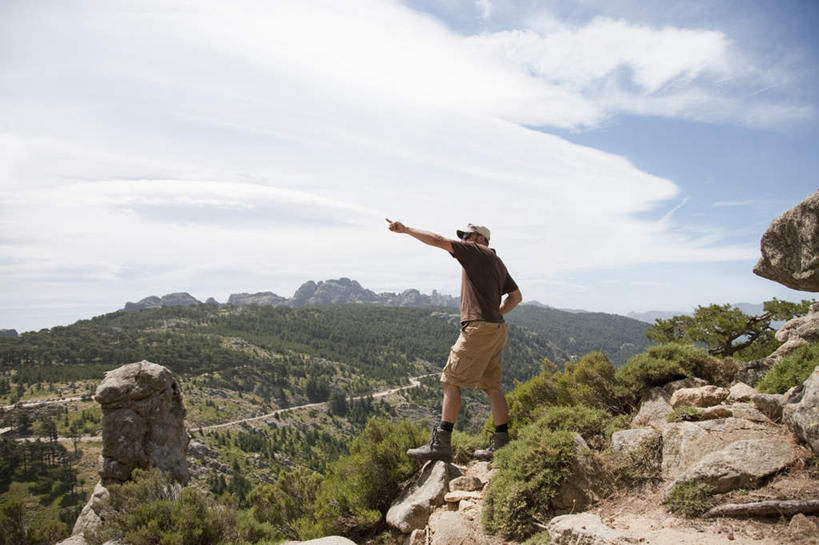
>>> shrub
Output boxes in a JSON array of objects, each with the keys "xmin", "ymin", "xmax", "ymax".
[
  {"xmin": 667, "ymin": 406, "xmax": 701, "ymax": 423},
  {"xmin": 482, "ymin": 429, "xmax": 576, "ymax": 540},
  {"xmin": 556, "ymin": 351, "xmax": 626, "ymax": 412},
  {"xmin": 500, "ymin": 362, "xmax": 561, "ymax": 434},
  {"xmin": 310, "ymin": 417, "xmax": 425, "ymax": 539},
  {"xmin": 757, "ymin": 343, "xmax": 819, "ymax": 394},
  {"xmin": 523, "ymin": 531, "xmax": 551, "ymax": 545},
  {"xmin": 663, "ymin": 482, "xmax": 714, "ymax": 517},
  {"xmin": 88, "ymin": 468, "xmax": 236, "ymax": 545},
  {"xmin": 451, "ymin": 431, "xmax": 486, "ymax": 465},
  {"xmin": 616, "ymin": 343, "xmax": 735, "ymax": 404},
  {"xmin": 247, "ymin": 466, "xmax": 322, "ymax": 541},
  {"xmin": 532, "ymin": 405, "xmax": 618, "ymax": 446}
]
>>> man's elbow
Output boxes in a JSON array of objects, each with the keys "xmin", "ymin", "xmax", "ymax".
[{"xmin": 509, "ymin": 289, "xmax": 522, "ymax": 304}]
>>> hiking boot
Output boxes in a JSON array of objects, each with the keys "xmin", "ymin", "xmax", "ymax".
[
  {"xmin": 473, "ymin": 431, "xmax": 509, "ymax": 461},
  {"xmin": 407, "ymin": 427, "xmax": 452, "ymax": 462}
]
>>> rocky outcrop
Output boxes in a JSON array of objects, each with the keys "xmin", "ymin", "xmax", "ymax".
[
  {"xmin": 551, "ymin": 434, "xmax": 607, "ymax": 512},
  {"xmin": 631, "ymin": 378, "xmax": 708, "ymax": 427},
  {"xmin": 124, "ymin": 292, "xmax": 201, "ymax": 311},
  {"xmin": 96, "ymin": 360, "xmax": 189, "ymax": 485},
  {"xmin": 280, "ymin": 538, "xmax": 358, "ymax": 545},
  {"xmin": 754, "ymin": 190, "xmax": 819, "ymax": 291},
  {"xmin": 60, "ymin": 361, "xmax": 189, "ymax": 545},
  {"xmin": 783, "ymin": 366, "xmax": 819, "ymax": 455},
  {"xmin": 770, "ymin": 302, "xmax": 819, "ymax": 359},
  {"xmin": 0, "ymin": 328, "xmax": 18, "ymax": 337},
  {"xmin": 665, "ymin": 438, "xmax": 797, "ymax": 495},
  {"xmin": 226, "ymin": 291, "xmax": 287, "ymax": 306},
  {"xmin": 611, "ymin": 428, "xmax": 660, "ymax": 454},
  {"xmin": 386, "ymin": 461, "xmax": 461, "ymax": 534}
]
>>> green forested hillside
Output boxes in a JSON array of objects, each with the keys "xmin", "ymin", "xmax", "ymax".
[{"xmin": 0, "ymin": 303, "xmax": 649, "ymax": 398}]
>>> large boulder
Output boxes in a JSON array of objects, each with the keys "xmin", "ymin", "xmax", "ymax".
[
  {"xmin": 661, "ymin": 418, "xmax": 783, "ymax": 480},
  {"xmin": 611, "ymin": 428, "xmax": 660, "ymax": 454},
  {"xmin": 782, "ymin": 366, "xmax": 819, "ymax": 454},
  {"xmin": 386, "ymin": 461, "xmax": 460, "ymax": 534},
  {"xmin": 96, "ymin": 360, "xmax": 189, "ymax": 485},
  {"xmin": 551, "ymin": 434, "xmax": 607, "ymax": 512},
  {"xmin": 280, "ymin": 538, "xmax": 358, "ymax": 545},
  {"xmin": 665, "ymin": 438, "xmax": 797, "ymax": 495},
  {"xmin": 754, "ymin": 190, "xmax": 819, "ymax": 291},
  {"xmin": 631, "ymin": 387, "xmax": 673, "ymax": 428},
  {"xmin": 770, "ymin": 303, "xmax": 819, "ymax": 359}
]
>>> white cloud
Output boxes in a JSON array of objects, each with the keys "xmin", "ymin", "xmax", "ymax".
[{"xmin": 0, "ymin": 0, "xmax": 806, "ymax": 329}]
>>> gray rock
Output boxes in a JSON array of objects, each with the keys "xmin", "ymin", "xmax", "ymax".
[
  {"xmin": 752, "ymin": 393, "xmax": 786, "ymax": 422},
  {"xmin": 386, "ymin": 461, "xmax": 459, "ymax": 534},
  {"xmin": 632, "ymin": 388, "xmax": 673, "ymax": 428},
  {"xmin": 226, "ymin": 291, "xmax": 287, "ymax": 306},
  {"xmin": 754, "ymin": 191, "xmax": 819, "ymax": 291},
  {"xmin": 159, "ymin": 292, "xmax": 200, "ymax": 307},
  {"xmin": 670, "ymin": 385, "xmax": 729, "ymax": 408},
  {"xmin": 548, "ymin": 513, "xmax": 628, "ymax": 545},
  {"xmin": 0, "ymin": 329, "xmax": 18, "ymax": 337},
  {"xmin": 782, "ymin": 366, "xmax": 819, "ymax": 454},
  {"xmin": 611, "ymin": 428, "xmax": 660, "ymax": 454},
  {"xmin": 56, "ymin": 533, "xmax": 90, "ymax": 545},
  {"xmin": 95, "ymin": 361, "xmax": 189, "ymax": 485},
  {"xmin": 448, "ymin": 475, "xmax": 483, "ymax": 492},
  {"xmin": 662, "ymin": 377, "xmax": 709, "ymax": 395},
  {"xmin": 280, "ymin": 538, "xmax": 358, "ymax": 545},
  {"xmin": 427, "ymin": 511, "xmax": 471, "ymax": 544},
  {"xmin": 124, "ymin": 295, "xmax": 162, "ymax": 312},
  {"xmin": 666, "ymin": 438, "xmax": 797, "ymax": 495},
  {"xmin": 551, "ymin": 434, "xmax": 606, "ymax": 512},
  {"xmin": 694, "ymin": 406, "xmax": 733, "ymax": 420},
  {"xmin": 72, "ymin": 481, "xmax": 109, "ymax": 535},
  {"xmin": 407, "ymin": 529, "xmax": 426, "ymax": 545},
  {"xmin": 736, "ymin": 357, "xmax": 776, "ymax": 387},
  {"xmin": 728, "ymin": 382, "xmax": 757, "ymax": 403},
  {"xmin": 661, "ymin": 418, "xmax": 781, "ymax": 480}
]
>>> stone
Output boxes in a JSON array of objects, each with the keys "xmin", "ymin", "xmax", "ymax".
[
  {"xmin": 55, "ymin": 536, "xmax": 88, "ymax": 545},
  {"xmin": 770, "ymin": 303, "xmax": 819, "ymax": 360},
  {"xmin": 665, "ymin": 438, "xmax": 797, "ymax": 495},
  {"xmin": 280, "ymin": 538, "xmax": 358, "ymax": 545},
  {"xmin": 95, "ymin": 361, "xmax": 189, "ymax": 485},
  {"xmin": 444, "ymin": 490, "xmax": 482, "ymax": 503},
  {"xmin": 610, "ymin": 428, "xmax": 660, "ymax": 454},
  {"xmin": 724, "ymin": 404, "xmax": 770, "ymax": 423},
  {"xmin": 427, "ymin": 510, "xmax": 471, "ymax": 545},
  {"xmin": 728, "ymin": 382, "xmax": 757, "ymax": 403},
  {"xmin": 386, "ymin": 461, "xmax": 458, "ymax": 533},
  {"xmin": 661, "ymin": 418, "xmax": 782, "ymax": 480},
  {"xmin": 551, "ymin": 434, "xmax": 606, "ymax": 512},
  {"xmin": 407, "ymin": 529, "xmax": 426, "ymax": 545},
  {"xmin": 754, "ymin": 190, "xmax": 819, "ymax": 291},
  {"xmin": 226, "ymin": 291, "xmax": 287, "ymax": 306},
  {"xmin": 670, "ymin": 385, "xmax": 729, "ymax": 408},
  {"xmin": 72, "ymin": 481, "xmax": 109, "ymax": 535},
  {"xmin": 789, "ymin": 514, "xmax": 819, "ymax": 545},
  {"xmin": 695, "ymin": 406, "xmax": 733, "ymax": 420},
  {"xmin": 752, "ymin": 393, "xmax": 786, "ymax": 422},
  {"xmin": 632, "ymin": 387, "xmax": 673, "ymax": 428},
  {"xmin": 736, "ymin": 357, "xmax": 776, "ymax": 387},
  {"xmin": 547, "ymin": 513, "xmax": 628, "ymax": 545},
  {"xmin": 783, "ymin": 366, "xmax": 819, "ymax": 454},
  {"xmin": 448, "ymin": 475, "xmax": 483, "ymax": 492}
]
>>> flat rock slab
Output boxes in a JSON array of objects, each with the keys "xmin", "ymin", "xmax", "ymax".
[
  {"xmin": 281, "ymin": 538, "xmax": 358, "ymax": 545},
  {"xmin": 729, "ymin": 382, "xmax": 758, "ymax": 402},
  {"xmin": 548, "ymin": 513, "xmax": 629, "ymax": 545},
  {"xmin": 444, "ymin": 490, "xmax": 483, "ymax": 503},
  {"xmin": 662, "ymin": 418, "xmax": 781, "ymax": 480},
  {"xmin": 667, "ymin": 438, "xmax": 797, "ymax": 495},
  {"xmin": 670, "ymin": 385, "xmax": 729, "ymax": 408}
]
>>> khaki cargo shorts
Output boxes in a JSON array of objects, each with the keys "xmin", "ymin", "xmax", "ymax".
[{"xmin": 440, "ymin": 321, "xmax": 507, "ymax": 390}]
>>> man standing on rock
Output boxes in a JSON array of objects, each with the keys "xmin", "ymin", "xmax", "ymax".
[{"xmin": 386, "ymin": 219, "xmax": 522, "ymax": 462}]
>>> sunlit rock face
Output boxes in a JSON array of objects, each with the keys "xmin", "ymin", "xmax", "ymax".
[{"xmin": 754, "ymin": 190, "xmax": 819, "ymax": 292}]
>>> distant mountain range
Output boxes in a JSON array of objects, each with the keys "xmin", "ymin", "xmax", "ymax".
[
  {"xmin": 123, "ymin": 280, "xmax": 771, "ymax": 327},
  {"xmin": 123, "ymin": 278, "xmax": 459, "ymax": 312}
]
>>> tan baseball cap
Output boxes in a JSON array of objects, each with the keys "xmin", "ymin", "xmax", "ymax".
[{"xmin": 456, "ymin": 223, "xmax": 490, "ymax": 241}]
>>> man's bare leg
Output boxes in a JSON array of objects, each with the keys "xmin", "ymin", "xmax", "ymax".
[
  {"xmin": 441, "ymin": 383, "xmax": 461, "ymax": 424},
  {"xmin": 485, "ymin": 388, "xmax": 507, "ymax": 426}
]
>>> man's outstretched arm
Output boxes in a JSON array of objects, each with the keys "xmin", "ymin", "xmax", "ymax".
[{"xmin": 386, "ymin": 218, "xmax": 454, "ymax": 252}]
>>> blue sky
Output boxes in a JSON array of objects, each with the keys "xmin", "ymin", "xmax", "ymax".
[{"xmin": 1, "ymin": 0, "xmax": 817, "ymax": 332}]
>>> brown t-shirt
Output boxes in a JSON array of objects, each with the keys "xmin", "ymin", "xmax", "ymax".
[{"xmin": 450, "ymin": 241, "xmax": 518, "ymax": 323}]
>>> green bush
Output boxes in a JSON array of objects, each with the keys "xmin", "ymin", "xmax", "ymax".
[
  {"xmin": 523, "ymin": 531, "xmax": 551, "ymax": 545},
  {"xmin": 310, "ymin": 417, "xmax": 425, "ymax": 539},
  {"xmin": 663, "ymin": 482, "xmax": 714, "ymax": 517},
  {"xmin": 757, "ymin": 343, "xmax": 819, "ymax": 394},
  {"xmin": 616, "ymin": 344, "xmax": 734, "ymax": 403},
  {"xmin": 667, "ymin": 406, "xmax": 701, "ymax": 423},
  {"xmin": 531, "ymin": 405, "xmax": 618, "ymax": 445},
  {"xmin": 451, "ymin": 431, "xmax": 487, "ymax": 464},
  {"xmin": 556, "ymin": 351, "xmax": 626, "ymax": 412},
  {"xmin": 88, "ymin": 468, "xmax": 236, "ymax": 545},
  {"xmin": 501, "ymin": 362, "xmax": 561, "ymax": 433},
  {"xmin": 247, "ymin": 467, "xmax": 322, "ymax": 541},
  {"xmin": 482, "ymin": 429, "xmax": 576, "ymax": 540}
]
